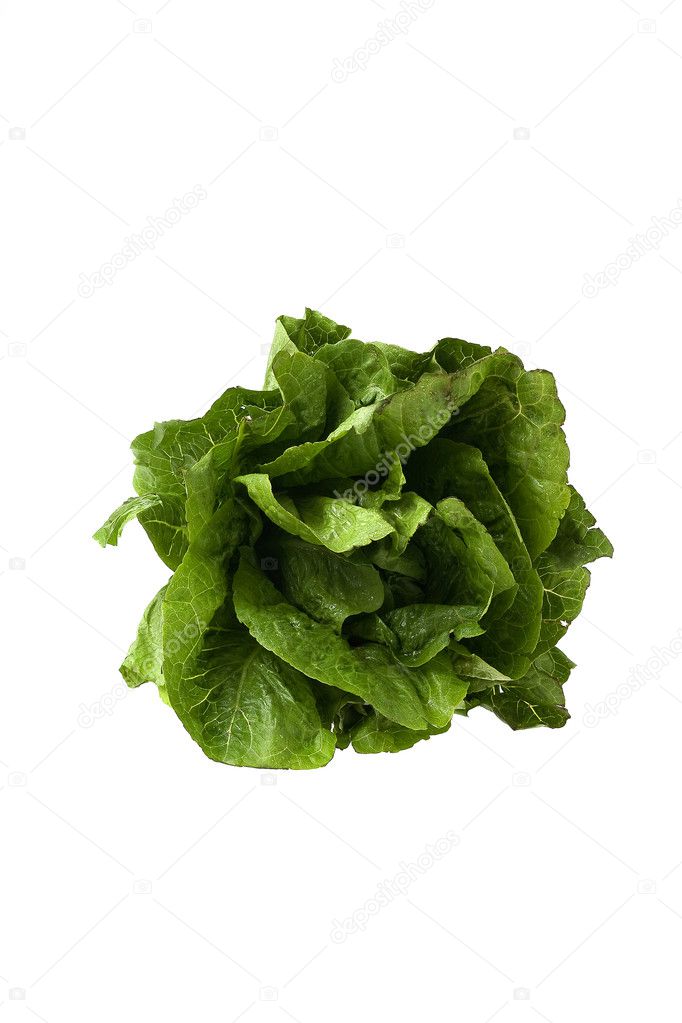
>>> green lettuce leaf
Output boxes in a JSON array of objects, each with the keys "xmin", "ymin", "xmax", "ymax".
[
  {"xmin": 265, "ymin": 533, "xmax": 385, "ymax": 631},
  {"xmin": 120, "ymin": 584, "xmax": 168, "ymax": 690},
  {"xmin": 234, "ymin": 473, "xmax": 394, "ymax": 553},
  {"xmin": 233, "ymin": 549, "xmax": 469, "ymax": 731},
  {"xmin": 445, "ymin": 361, "xmax": 571, "ymax": 560},
  {"xmin": 93, "ymin": 495, "xmax": 162, "ymax": 547},
  {"xmin": 350, "ymin": 712, "xmax": 452, "ymax": 754}
]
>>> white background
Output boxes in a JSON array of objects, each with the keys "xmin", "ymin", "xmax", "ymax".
[{"xmin": 1, "ymin": 1, "xmax": 681, "ymax": 1020}]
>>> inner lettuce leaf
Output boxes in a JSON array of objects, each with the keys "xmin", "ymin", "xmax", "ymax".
[
  {"xmin": 95, "ymin": 308, "xmax": 612, "ymax": 768},
  {"xmin": 233, "ymin": 549, "xmax": 470, "ymax": 732},
  {"xmin": 406, "ymin": 439, "xmax": 543, "ymax": 678}
]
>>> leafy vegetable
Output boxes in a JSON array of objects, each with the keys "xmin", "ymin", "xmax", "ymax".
[{"xmin": 95, "ymin": 308, "xmax": 612, "ymax": 768}]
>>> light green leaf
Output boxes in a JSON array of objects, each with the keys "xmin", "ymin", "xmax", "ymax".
[
  {"xmin": 120, "ymin": 584, "xmax": 168, "ymax": 690},
  {"xmin": 381, "ymin": 492, "xmax": 433, "ymax": 553},
  {"xmin": 235, "ymin": 473, "xmax": 394, "ymax": 553},
  {"xmin": 350, "ymin": 713, "xmax": 452, "ymax": 754},
  {"xmin": 93, "ymin": 495, "xmax": 162, "ymax": 547}
]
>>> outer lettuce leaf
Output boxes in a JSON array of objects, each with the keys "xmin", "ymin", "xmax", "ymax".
[
  {"xmin": 407, "ymin": 439, "xmax": 543, "ymax": 678},
  {"xmin": 174, "ymin": 615, "xmax": 335, "ymax": 769},
  {"xmin": 470, "ymin": 647, "xmax": 574, "ymax": 730},
  {"xmin": 532, "ymin": 486, "xmax": 614, "ymax": 655},
  {"xmin": 93, "ymin": 495, "xmax": 162, "ymax": 547},
  {"xmin": 433, "ymin": 337, "xmax": 493, "ymax": 372},
  {"xmin": 371, "ymin": 343, "xmax": 436, "ymax": 383},
  {"xmin": 126, "ymin": 347, "xmax": 349, "ymax": 566},
  {"xmin": 312, "ymin": 338, "xmax": 403, "ymax": 404},
  {"xmin": 161, "ymin": 496, "xmax": 253, "ymax": 703},
  {"xmin": 445, "ymin": 362, "xmax": 571, "ymax": 560},
  {"xmin": 278, "ymin": 308, "xmax": 352, "ymax": 357},
  {"xmin": 350, "ymin": 713, "xmax": 453, "ymax": 754},
  {"xmin": 129, "ymin": 393, "xmax": 262, "ymax": 567},
  {"xmin": 120, "ymin": 584, "xmax": 168, "ymax": 691},
  {"xmin": 158, "ymin": 488, "xmax": 334, "ymax": 767}
]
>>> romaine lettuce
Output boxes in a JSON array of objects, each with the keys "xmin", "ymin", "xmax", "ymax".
[{"xmin": 95, "ymin": 309, "xmax": 612, "ymax": 768}]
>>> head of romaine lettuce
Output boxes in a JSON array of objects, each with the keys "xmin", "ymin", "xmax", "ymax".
[{"xmin": 95, "ymin": 308, "xmax": 612, "ymax": 769}]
